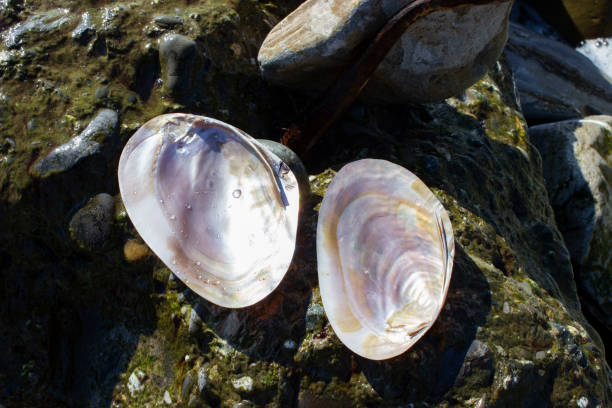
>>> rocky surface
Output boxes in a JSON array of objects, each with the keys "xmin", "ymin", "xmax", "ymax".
[
  {"xmin": 530, "ymin": 116, "xmax": 612, "ymax": 337},
  {"xmin": 30, "ymin": 109, "xmax": 119, "ymax": 179},
  {"xmin": 0, "ymin": 1, "xmax": 611, "ymax": 407},
  {"xmin": 506, "ymin": 23, "xmax": 612, "ymax": 124},
  {"xmin": 258, "ymin": 0, "xmax": 513, "ymax": 103},
  {"xmin": 526, "ymin": 0, "xmax": 612, "ymax": 44},
  {"xmin": 577, "ymin": 38, "xmax": 612, "ymax": 80}
]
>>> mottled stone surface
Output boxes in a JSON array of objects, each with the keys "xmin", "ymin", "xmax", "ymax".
[
  {"xmin": 68, "ymin": 193, "xmax": 115, "ymax": 251},
  {"xmin": 530, "ymin": 116, "xmax": 612, "ymax": 334},
  {"xmin": 258, "ymin": 0, "xmax": 513, "ymax": 103},
  {"xmin": 506, "ymin": 23, "xmax": 612, "ymax": 123}
]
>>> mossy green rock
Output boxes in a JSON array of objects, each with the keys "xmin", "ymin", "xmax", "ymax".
[{"xmin": 0, "ymin": 1, "xmax": 610, "ymax": 407}]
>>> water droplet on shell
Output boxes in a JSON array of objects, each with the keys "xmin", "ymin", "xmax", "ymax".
[{"xmin": 232, "ymin": 189, "xmax": 242, "ymax": 198}]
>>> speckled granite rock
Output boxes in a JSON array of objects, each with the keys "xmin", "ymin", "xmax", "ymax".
[
  {"xmin": 506, "ymin": 23, "xmax": 612, "ymax": 123},
  {"xmin": 530, "ymin": 116, "xmax": 612, "ymax": 335},
  {"xmin": 258, "ymin": 0, "xmax": 513, "ymax": 103}
]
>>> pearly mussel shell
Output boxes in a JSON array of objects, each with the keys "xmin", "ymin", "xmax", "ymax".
[
  {"xmin": 118, "ymin": 113, "xmax": 300, "ymax": 308},
  {"xmin": 317, "ymin": 159, "xmax": 454, "ymax": 360}
]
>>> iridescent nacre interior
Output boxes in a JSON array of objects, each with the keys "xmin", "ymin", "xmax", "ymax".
[
  {"xmin": 118, "ymin": 113, "xmax": 300, "ymax": 308},
  {"xmin": 317, "ymin": 159, "xmax": 454, "ymax": 360}
]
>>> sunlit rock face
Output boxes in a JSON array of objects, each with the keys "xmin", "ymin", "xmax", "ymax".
[
  {"xmin": 530, "ymin": 116, "xmax": 612, "ymax": 334},
  {"xmin": 258, "ymin": 0, "xmax": 513, "ymax": 103},
  {"xmin": 317, "ymin": 159, "xmax": 454, "ymax": 360},
  {"xmin": 118, "ymin": 113, "xmax": 300, "ymax": 308}
]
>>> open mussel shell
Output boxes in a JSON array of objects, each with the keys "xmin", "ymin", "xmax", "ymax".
[
  {"xmin": 118, "ymin": 113, "xmax": 300, "ymax": 308},
  {"xmin": 317, "ymin": 159, "xmax": 454, "ymax": 360}
]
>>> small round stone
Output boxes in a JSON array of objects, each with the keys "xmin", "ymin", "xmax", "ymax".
[{"xmin": 123, "ymin": 239, "xmax": 149, "ymax": 262}]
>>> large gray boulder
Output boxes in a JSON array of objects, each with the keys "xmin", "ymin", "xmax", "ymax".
[
  {"xmin": 506, "ymin": 23, "xmax": 612, "ymax": 123},
  {"xmin": 530, "ymin": 116, "xmax": 612, "ymax": 334},
  {"xmin": 258, "ymin": 0, "xmax": 513, "ymax": 103}
]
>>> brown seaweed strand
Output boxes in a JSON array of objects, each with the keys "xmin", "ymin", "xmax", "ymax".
[{"xmin": 282, "ymin": 0, "xmax": 510, "ymax": 158}]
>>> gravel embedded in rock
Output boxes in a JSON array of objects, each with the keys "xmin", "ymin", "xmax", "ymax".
[
  {"xmin": 94, "ymin": 86, "xmax": 109, "ymax": 99},
  {"xmin": 68, "ymin": 193, "xmax": 115, "ymax": 251},
  {"xmin": 154, "ymin": 15, "xmax": 184, "ymax": 28},
  {"xmin": 128, "ymin": 369, "xmax": 145, "ymax": 396},
  {"xmin": 197, "ymin": 365, "xmax": 207, "ymax": 392}
]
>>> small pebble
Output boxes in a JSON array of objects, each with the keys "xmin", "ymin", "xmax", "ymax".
[
  {"xmin": 197, "ymin": 365, "xmax": 207, "ymax": 392},
  {"xmin": 181, "ymin": 372, "xmax": 193, "ymax": 401},
  {"xmin": 94, "ymin": 86, "xmax": 109, "ymax": 99},
  {"xmin": 283, "ymin": 339, "xmax": 297, "ymax": 350},
  {"xmin": 128, "ymin": 369, "xmax": 145, "ymax": 396},
  {"xmin": 164, "ymin": 390, "xmax": 172, "ymax": 404},
  {"xmin": 231, "ymin": 376, "xmax": 253, "ymax": 393},
  {"xmin": 123, "ymin": 239, "xmax": 149, "ymax": 261}
]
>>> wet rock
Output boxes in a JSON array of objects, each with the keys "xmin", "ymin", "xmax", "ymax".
[
  {"xmin": 530, "ymin": 116, "xmax": 612, "ymax": 333},
  {"xmin": 154, "ymin": 15, "xmax": 184, "ymax": 28},
  {"xmin": 577, "ymin": 38, "xmax": 612, "ymax": 80},
  {"xmin": 258, "ymin": 0, "xmax": 513, "ymax": 103},
  {"xmin": 506, "ymin": 23, "xmax": 612, "ymax": 123},
  {"xmin": 31, "ymin": 109, "xmax": 119, "ymax": 178},
  {"xmin": 2, "ymin": 8, "xmax": 72, "ymax": 49},
  {"xmin": 257, "ymin": 139, "xmax": 311, "ymax": 205},
  {"xmin": 72, "ymin": 11, "xmax": 96, "ymax": 44},
  {"xmin": 158, "ymin": 33, "xmax": 199, "ymax": 98},
  {"xmin": 68, "ymin": 193, "xmax": 115, "ymax": 251},
  {"xmin": 94, "ymin": 86, "xmax": 109, "ymax": 99}
]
